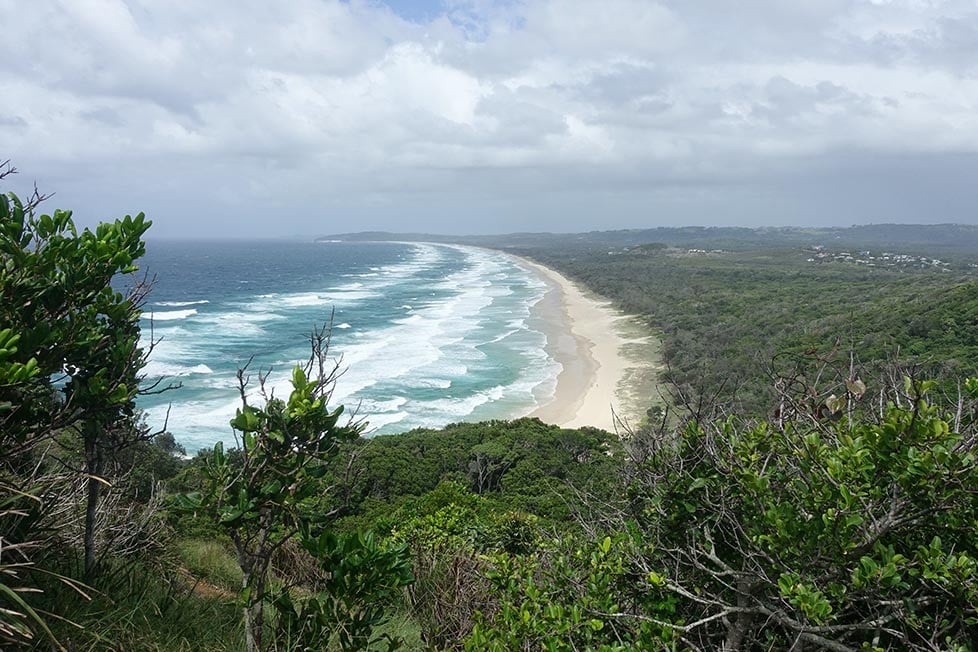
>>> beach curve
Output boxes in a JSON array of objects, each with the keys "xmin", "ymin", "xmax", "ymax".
[{"xmin": 505, "ymin": 253, "xmax": 658, "ymax": 433}]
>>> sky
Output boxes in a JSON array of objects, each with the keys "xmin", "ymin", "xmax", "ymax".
[{"xmin": 2, "ymin": 0, "xmax": 978, "ymax": 237}]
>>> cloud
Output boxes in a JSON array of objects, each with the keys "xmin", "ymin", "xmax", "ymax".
[{"xmin": 1, "ymin": 0, "xmax": 977, "ymax": 236}]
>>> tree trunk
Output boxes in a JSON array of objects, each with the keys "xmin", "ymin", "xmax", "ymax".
[
  {"xmin": 242, "ymin": 569, "xmax": 257, "ymax": 652},
  {"xmin": 723, "ymin": 578, "xmax": 754, "ymax": 651},
  {"xmin": 724, "ymin": 612, "xmax": 752, "ymax": 651},
  {"xmin": 83, "ymin": 425, "xmax": 102, "ymax": 578},
  {"xmin": 236, "ymin": 535, "xmax": 267, "ymax": 652},
  {"xmin": 241, "ymin": 566, "xmax": 267, "ymax": 652},
  {"xmin": 252, "ymin": 572, "xmax": 266, "ymax": 651}
]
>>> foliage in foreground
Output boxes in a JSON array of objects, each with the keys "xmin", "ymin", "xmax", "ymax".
[
  {"xmin": 1, "ymin": 166, "xmax": 156, "ymax": 649},
  {"xmin": 2, "ymin": 165, "xmax": 418, "ymax": 652},
  {"xmin": 463, "ymin": 377, "xmax": 978, "ymax": 651},
  {"xmin": 35, "ymin": 560, "xmax": 243, "ymax": 652},
  {"xmin": 177, "ymin": 338, "xmax": 415, "ymax": 652}
]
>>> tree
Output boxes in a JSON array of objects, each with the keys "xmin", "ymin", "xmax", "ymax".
[
  {"xmin": 467, "ymin": 440, "xmax": 517, "ymax": 494},
  {"xmin": 0, "ymin": 161, "xmax": 154, "ymax": 643},
  {"xmin": 181, "ymin": 326, "xmax": 389, "ymax": 652},
  {"xmin": 1, "ymin": 178, "xmax": 152, "ymax": 577}
]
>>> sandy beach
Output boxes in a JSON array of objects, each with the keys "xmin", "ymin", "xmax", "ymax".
[{"xmin": 511, "ymin": 255, "xmax": 659, "ymax": 433}]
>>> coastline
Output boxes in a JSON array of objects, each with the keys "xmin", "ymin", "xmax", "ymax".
[{"xmin": 509, "ymin": 254, "xmax": 660, "ymax": 433}]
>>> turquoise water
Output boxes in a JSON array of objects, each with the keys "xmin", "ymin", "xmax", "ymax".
[{"xmin": 134, "ymin": 240, "xmax": 559, "ymax": 452}]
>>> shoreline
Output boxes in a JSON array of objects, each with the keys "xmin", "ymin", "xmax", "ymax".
[{"xmin": 508, "ymin": 254, "xmax": 660, "ymax": 433}]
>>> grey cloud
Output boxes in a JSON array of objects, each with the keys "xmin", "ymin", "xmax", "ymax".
[
  {"xmin": 474, "ymin": 89, "xmax": 568, "ymax": 146},
  {"xmin": 749, "ymin": 76, "xmax": 881, "ymax": 125},
  {"xmin": 0, "ymin": 115, "xmax": 27, "ymax": 128},
  {"xmin": 2, "ymin": 0, "xmax": 978, "ymax": 237},
  {"xmin": 80, "ymin": 107, "xmax": 126, "ymax": 127},
  {"xmin": 569, "ymin": 62, "xmax": 674, "ymax": 107},
  {"xmin": 889, "ymin": 13, "xmax": 978, "ymax": 73}
]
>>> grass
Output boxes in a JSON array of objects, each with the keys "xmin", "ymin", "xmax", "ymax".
[
  {"xmin": 33, "ymin": 555, "xmax": 243, "ymax": 651},
  {"xmin": 176, "ymin": 538, "xmax": 242, "ymax": 593},
  {"xmin": 172, "ymin": 539, "xmax": 430, "ymax": 650},
  {"xmin": 360, "ymin": 609, "xmax": 426, "ymax": 651},
  {"xmin": 28, "ymin": 540, "xmax": 429, "ymax": 651}
]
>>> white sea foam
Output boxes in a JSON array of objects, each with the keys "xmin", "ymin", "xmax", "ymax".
[
  {"xmin": 392, "ymin": 314, "xmax": 424, "ymax": 326},
  {"xmin": 331, "ymin": 252, "xmax": 502, "ymax": 393},
  {"xmin": 146, "ymin": 309, "xmax": 198, "ymax": 321},
  {"xmin": 489, "ymin": 328, "xmax": 522, "ymax": 344},
  {"xmin": 335, "ymin": 245, "xmax": 444, "ymax": 298},
  {"xmin": 253, "ymin": 289, "xmax": 376, "ymax": 311},
  {"xmin": 310, "ymin": 249, "xmax": 522, "ymax": 433},
  {"xmin": 325, "ymin": 290, "xmax": 375, "ymax": 302},
  {"xmin": 432, "ymin": 361, "xmax": 468, "ymax": 376},
  {"xmin": 279, "ymin": 293, "xmax": 326, "ymax": 308},
  {"xmin": 202, "ymin": 376, "xmax": 241, "ymax": 390},
  {"xmin": 140, "ymin": 241, "xmax": 565, "ymax": 449},
  {"xmin": 155, "ymin": 300, "xmax": 210, "ymax": 307},
  {"xmin": 402, "ymin": 377, "xmax": 453, "ymax": 389},
  {"xmin": 141, "ymin": 397, "xmax": 241, "ymax": 448},
  {"xmin": 139, "ymin": 330, "xmax": 204, "ymax": 367},
  {"xmin": 363, "ymin": 411, "xmax": 409, "ymax": 432},
  {"xmin": 143, "ymin": 361, "xmax": 214, "ymax": 377},
  {"xmin": 359, "ymin": 396, "xmax": 407, "ymax": 413},
  {"xmin": 328, "ymin": 376, "xmax": 378, "ymax": 403},
  {"xmin": 423, "ymin": 385, "xmax": 507, "ymax": 418},
  {"xmin": 193, "ymin": 311, "xmax": 285, "ymax": 338}
]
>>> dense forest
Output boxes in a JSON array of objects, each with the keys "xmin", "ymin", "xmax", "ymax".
[
  {"xmin": 3, "ymin": 168, "xmax": 978, "ymax": 651},
  {"xmin": 507, "ymin": 243, "xmax": 978, "ymax": 418}
]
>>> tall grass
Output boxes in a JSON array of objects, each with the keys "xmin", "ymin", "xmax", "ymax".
[
  {"xmin": 32, "ymin": 555, "xmax": 242, "ymax": 652},
  {"xmin": 28, "ymin": 540, "xmax": 430, "ymax": 651}
]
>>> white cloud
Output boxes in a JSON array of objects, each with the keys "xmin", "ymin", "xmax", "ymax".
[{"xmin": 2, "ymin": 0, "xmax": 977, "ymax": 235}]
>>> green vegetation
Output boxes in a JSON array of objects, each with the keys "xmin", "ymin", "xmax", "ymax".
[
  {"xmin": 177, "ymin": 539, "xmax": 243, "ymax": 592},
  {"xmin": 502, "ymin": 243, "xmax": 978, "ymax": 418},
  {"xmin": 329, "ymin": 418, "xmax": 620, "ymax": 532},
  {"xmin": 0, "ymin": 167, "xmax": 417, "ymax": 651},
  {"xmin": 323, "ymin": 223, "xmax": 978, "ymax": 263},
  {"xmin": 177, "ymin": 339, "xmax": 413, "ymax": 652},
  {"xmin": 3, "ymin": 166, "xmax": 977, "ymax": 650},
  {"xmin": 1, "ymin": 161, "xmax": 160, "ymax": 648},
  {"xmin": 473, "ymin": 376, "xmax": 978, "ymax": 650}
]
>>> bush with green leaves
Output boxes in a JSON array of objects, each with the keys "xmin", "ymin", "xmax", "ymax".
[
  {"xmin": 459, "ymin": 376, "xmax": 978, "ymax": 651},
  {"xmin": 178, "ymin": 328, "xmax": 420, "ymax": 652},
  {"xmin": 466, "ymin": 533, "xmax": 678, "ymax": 652},
  {"xmin": 617, "ymin": 377, "xmax": 978, "ymax": 650},
  {"xmin": 273, "ymin": 530, "xmax": 413, "ymax": 651},
  {"xmin": 382, "ymin": 481, "xmax": 542, "ymax": 648},
  {"xmin": 330, "ymin": 418, "xmax": 621, "ymax": 530}
]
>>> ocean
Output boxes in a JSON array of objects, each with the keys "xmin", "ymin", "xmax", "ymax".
[{"xmin": 134, "ymin": 240, "xmax": 560, "ymax": 452}]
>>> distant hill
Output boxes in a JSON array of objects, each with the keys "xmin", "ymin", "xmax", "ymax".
[{"xmin": 317, "ymin": 224, "xmax": 978, "ymax": 261}]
